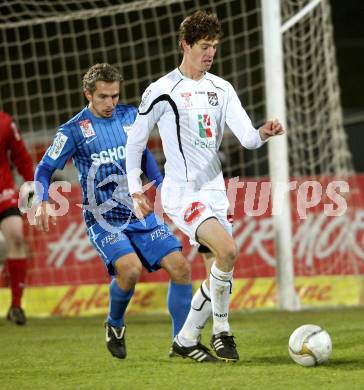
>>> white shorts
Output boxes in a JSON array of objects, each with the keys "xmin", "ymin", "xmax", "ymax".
[{"xmin": 161, "ymin": 184, "xmax": 232, "ymax": 247}]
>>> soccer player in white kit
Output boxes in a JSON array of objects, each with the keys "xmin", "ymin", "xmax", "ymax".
[{"xmin": 126, "ymin": 10, "xmax": 284, "ymax": 362}]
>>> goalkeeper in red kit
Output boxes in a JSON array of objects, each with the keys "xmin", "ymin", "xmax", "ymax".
[{"xmin": 0, "ymin": 111, "xmax": 34, "ymax": 325}]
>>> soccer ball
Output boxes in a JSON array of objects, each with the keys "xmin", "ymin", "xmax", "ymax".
[{"xmin": 288, "ymin": 324, "xmax": 332, "ymax": 366}]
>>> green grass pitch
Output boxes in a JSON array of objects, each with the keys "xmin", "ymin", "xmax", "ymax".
[{"xmin": 1, "ymin": 307, "xmax": 364, "ymax": 389}]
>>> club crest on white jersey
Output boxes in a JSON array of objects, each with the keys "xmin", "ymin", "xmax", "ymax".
[{"xmin": 207, "ymin": 91, "xmax": 219, "ymax": 106}]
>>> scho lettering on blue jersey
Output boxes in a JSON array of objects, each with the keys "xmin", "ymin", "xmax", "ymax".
[{"xmin": 91, "ymin": 146, "xmax": 126, "ymax": 166}]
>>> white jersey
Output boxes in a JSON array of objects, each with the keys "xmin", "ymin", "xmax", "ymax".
[{"xmin": 126, "ymin": 68, "xmax": 265, "ymax": 193}]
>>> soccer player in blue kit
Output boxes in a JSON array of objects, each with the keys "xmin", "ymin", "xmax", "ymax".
[{"xmin": 33, "ymin": 63, "xmax": 198, "ymax": 360}]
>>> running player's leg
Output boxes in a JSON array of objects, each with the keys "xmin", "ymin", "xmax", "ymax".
[
  {"xmin": 160, "ymin": 251, "xmax": 192, "ymax": 338},
  {"xmin": 179, "ymin": 211, "xmax": 230, "ymax": 338},
  {"xmin": 197, "ymin": 250, "xmax": 214, "ymax": 326},
  {"xmin": 167, "ymin": 247, "xmax": 218, "ymax": 362},
  {"xmin": 196, "ymin": 212, "xmax": 234, "ymax": 338},
  {"xmin": 196, "ymin": 218, "xmax": 239, "ymax": 361},
  {"xmin": 161, "ymin": 190, "xmax": 214, "ymax": 339},
  {"xmin": 164, "ymin": 189, "xmax": 238, "ymax": 361},
  {"xmin": 1, "ymin": 209, "xmax": 28, "ymax": 325},
  {"xmin": 162, "ymin": 188, "xmax": 234, "ymax": 361},
  {"xmin": 127, "ymin": 213, "xmax": 192, "ymax": 339},
  {"xmin": 175, "ymin": 218, "xmax": 236, "ymax": 351},
  {"xmin": 88, "ymin": 223, "xmax": 142, "ymax": 359},
  {"xmin": 103, "ymin": 253, "xmax": 142, "ymax": 359},
  {"xmin": 176, "ymin": 249, "xmax": 213, "ymax": 348},
  {"xmin": 109, "ymin": 253, "xmax": 142, "ymax": 327},
  {"xmin": 127, "ymin": 214, "xmax": 216, "ymax": 362}
]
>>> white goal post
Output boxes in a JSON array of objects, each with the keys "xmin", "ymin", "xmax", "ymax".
[{"xmin": 262, "ymin": 0, "xmax": 300, "ymax": 311}]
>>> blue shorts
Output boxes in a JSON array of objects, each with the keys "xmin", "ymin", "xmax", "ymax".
[{"xmin": 87, "ymin": 213, "xmax": 182, "ymax": 276}]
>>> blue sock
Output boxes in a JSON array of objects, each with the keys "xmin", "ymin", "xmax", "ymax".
[
  {"xmin": 107, "ymin": 278, "xmax": 134, "ymax": 328},
  {"xmin": 167, "ymin": 281, "xmax": 192, "ymax": 338}
]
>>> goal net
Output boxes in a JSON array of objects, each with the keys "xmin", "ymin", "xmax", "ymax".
[
  {"xmin": 280, "ymin": 0, "xmax": 364, "ymax": 282},
  {"xmin": 0, "ymin": 0, "xmax": 362, "ymax": 316}
]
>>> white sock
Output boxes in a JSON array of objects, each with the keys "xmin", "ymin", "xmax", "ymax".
[
  {"xmin": 210, "ymin": 262, "xmax": 233, "ymax": 335},
  {"xmin": 175, "ymin": 280, "xmax": 212, "ymax": 347}
]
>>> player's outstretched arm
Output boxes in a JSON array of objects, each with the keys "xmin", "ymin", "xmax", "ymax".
[
  {"xmin": 33, "ymin": 160, "xmax": 58, "ymax": 232},
  {"xmin": 259, "ymin": 119, "xmax": 285, "ymax": 141}
]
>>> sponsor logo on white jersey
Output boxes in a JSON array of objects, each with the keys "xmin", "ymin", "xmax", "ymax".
[
  {"xmin": 79, "ymin": 119, "xmax": 96, "ymax": 138},
  {"xmin": 198, "ymin": 114, "xmax": 213, "ymax": 138},
  {"xmin": 194, "ymin": 113, "xmax": 216, "ymax": 148},
  {"xmin": 91, "ymin": 146, "xmax": 126, "ymax": 166},
  {"xmin": 194, "ymin": 138, "xmax": 217, "ymax": 148},
  {"xmin": 181, "ymin": 91, "xmax": 192, "ymax": 108},
  {"xmin": 48, "ymin": 133, "xmax": 68, "ymax": 160}
]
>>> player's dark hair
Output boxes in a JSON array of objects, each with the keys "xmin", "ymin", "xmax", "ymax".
[
  {"xmin": 178, "ymin": 10, "xmax": 222, "ymax": 48},
  {"xmin": 83, "ymin": 63, "xmax": 123, "ymax": 93}
]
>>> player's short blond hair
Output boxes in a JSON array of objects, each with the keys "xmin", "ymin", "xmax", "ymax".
[
  {"xmin": 83, "ymin": 63, "xmax": 123, "ymax": 93},
  {"xmin": 178, "ymin": 10, "xmax": 222, "ymax": 48}
]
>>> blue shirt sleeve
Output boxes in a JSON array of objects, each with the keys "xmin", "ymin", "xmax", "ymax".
[
  {"xmin": 35, "ymin": 124, "xmax": 77, "ymax": 201},
  {"xmin": 141, "ymin": 148, "xmax": 163, "ymax": 188},
  {"xmin": 41, "ymin": 125, "xmax": 77, "ymax": 170},
  {"xmin": 34, "ymin": 162, "xmax": 56, "ymax": 202}
]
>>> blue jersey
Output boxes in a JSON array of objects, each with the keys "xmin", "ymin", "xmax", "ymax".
[{"xmin": 36, "ymin": 104, "xmax": 163, "ymax": 228}]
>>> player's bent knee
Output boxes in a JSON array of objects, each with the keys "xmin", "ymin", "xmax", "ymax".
[
  {"xmin": 116, "ymin": 265, "xmax": 142, "ymax": 289},
  {"xmin": 124, "ymin": 264, "xmax": 142, "ymax": 285},
  {"xmin": 162, "ymin": 253, "xmax": 191, "ymax": 283},
  {"xmin": 114, "ymin": 256, "xmax": 143, "ymax": 288},
  {"xmin": 170, "ymin": 262, "xmax": 191, "ymax": 283},
  {"xmin": 217, "ymin": 242, "xmax": 238, "ymax": 266},
  {"xmin": 174, "ymin": 260, "xmax": 191, "ymax": 283}
]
